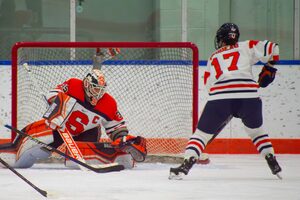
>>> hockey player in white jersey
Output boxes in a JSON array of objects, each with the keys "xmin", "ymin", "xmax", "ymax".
[{"xmin": 169, "ymin": 23, "xmax": 282, "ymax": 179}]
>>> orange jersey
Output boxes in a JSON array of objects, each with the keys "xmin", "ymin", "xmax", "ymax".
[{"xmin": 45, "ymin": 78, "xmax": 126, "ymax": 137}]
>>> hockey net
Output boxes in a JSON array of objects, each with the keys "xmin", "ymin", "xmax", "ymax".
[{"xmin": 11, "ymin": 42, "xmax": 199, "ymax": 159}]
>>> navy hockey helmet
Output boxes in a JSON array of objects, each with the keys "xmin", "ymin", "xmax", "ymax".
[{"xmin": 214, "ymin": 23, "xmax": 240, "ymax": 49}]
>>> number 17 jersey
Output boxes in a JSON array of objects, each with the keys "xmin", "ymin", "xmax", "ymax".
[{"xmin": 204, "ymin": 40, "xmax": 279, "ymax": 101}]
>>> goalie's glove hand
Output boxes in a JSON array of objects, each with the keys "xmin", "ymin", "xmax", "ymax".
[
  {"xmin": 111, "ymin": 135, "xmax": 147, "ymax": 162},
  {"xmin": 43, "ymin": 92, "xmax": 76, "ymax": 130},
  {"xmin": 258, "ymin": 65, "xmax": 277, "ymax": 88}
]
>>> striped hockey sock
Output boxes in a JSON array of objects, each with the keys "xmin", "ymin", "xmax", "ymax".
[
  {"xmin": 184, "ymin": 130, "xmax": 213, "ymax": 160},
  {"xmin": 252, "ymin": 134, "xmax": 275, "ymax": 156}
]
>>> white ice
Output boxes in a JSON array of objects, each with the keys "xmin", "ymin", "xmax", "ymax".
[{"xmin": 0, "ymin": 155, "xmax": 299, "ymax": 200}]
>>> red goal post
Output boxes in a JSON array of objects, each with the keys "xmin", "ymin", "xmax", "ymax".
[{"xmin": 11, "ymin": 41, "xmax": 199, "ymax": 156}]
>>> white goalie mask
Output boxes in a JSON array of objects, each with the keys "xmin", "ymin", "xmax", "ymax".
[{"xmin": 83, "ymin": 69, "xmax": 107, "ymax": 106}]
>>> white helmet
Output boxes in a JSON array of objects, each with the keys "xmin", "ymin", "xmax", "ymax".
[{"xmin": 83, "ymin": 69, "xmax": 106, "ymax": 106}]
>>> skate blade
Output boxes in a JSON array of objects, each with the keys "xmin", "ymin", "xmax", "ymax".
[
  {"xmin": 168, "ymin": 172, "xmax": 183, "ymax": 180},
  {"xmin": 197, "ymin": 158, "xmax": 210, "ymax": 165},
  {"xmin": 197, "ymin": 153, "xmax": 210, "ymax": 165},
  {"xmin": 276, "ymin": 172, "xmax": 282, "ymax": 180}
]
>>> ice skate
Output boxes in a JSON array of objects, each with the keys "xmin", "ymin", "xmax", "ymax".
[
  {"xmin": 169, "ymin": 157, "xmax": 197, "ymax": 180},
  {"xmin": 265, "ymin": 153, "xmax": 282, "ymax": 179}
]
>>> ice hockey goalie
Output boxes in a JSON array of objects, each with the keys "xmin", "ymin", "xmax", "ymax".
[{"xmin": 0, "ymin": 68, "xmax": 147, "ymax": 169}]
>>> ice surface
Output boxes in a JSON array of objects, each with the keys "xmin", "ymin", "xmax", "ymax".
[{"xmin": 0, "ymin": 155, "xmax": 299, "ymax": 200}]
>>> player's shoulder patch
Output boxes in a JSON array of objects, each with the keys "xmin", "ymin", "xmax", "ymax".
[
  {"xmin": 60, "ymin": 78, "xmax": 85, "ymax": 101},
  {"xmin": 58, "ymin": 78, "xmax": 81, "ymax": 93},
  {"xmin": 60, "ymin": 83, "xmax": 69, "ymax": 92}
]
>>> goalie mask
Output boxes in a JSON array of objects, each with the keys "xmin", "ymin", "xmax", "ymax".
[
  {"xmin": 83, "ymin": 69, "xmax": 107, "ymax": 106},
  {"xmin": 214, "ymin": 23, "xmax": 240, "ymax": 49}
]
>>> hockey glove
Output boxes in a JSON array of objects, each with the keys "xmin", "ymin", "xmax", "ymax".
[
  {"xmin": 258, "ymin": 65, "xmax": 277, "ymax": 88},
  {"xmin": 111, "ymin": 135, "xmax": 147, "ymax": 162},
  {"xmin": 43, "ymin": 92, "xmax": 76, "ymax": 130}
]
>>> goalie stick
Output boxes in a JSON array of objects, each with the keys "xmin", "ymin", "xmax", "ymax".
[
  {"xmin": 4, "ymin": 124, "xmax": 125, "ymax": 173},
  {"xmin": 57, "ymin": 128, "xmax": 89, "ymax": 171},
  {"xmin": 0, "ymin": 157, "xmax": 48, "ymax": 197}
]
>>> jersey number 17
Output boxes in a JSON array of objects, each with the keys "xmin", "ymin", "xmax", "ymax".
[{"xmin": 211, "ymin": 51, "xmax": 240, "ymax": 79}]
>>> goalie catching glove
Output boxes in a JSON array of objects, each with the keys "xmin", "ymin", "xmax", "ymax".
[
  {"xmin": 43, "ymin": 92, "xmax": 76, "ymax": 130},
  {"xmin": 258, "ymin": 64, "xmax": 277, "ymax": 88},
  {"xmin": 111, "ymin": 135, "xmax": 147, "ymax": 162}
]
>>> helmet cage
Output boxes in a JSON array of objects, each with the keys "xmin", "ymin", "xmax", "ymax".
[{"xmin": 83, "ymin": 72, "xmax": 106, "ymax": 105}]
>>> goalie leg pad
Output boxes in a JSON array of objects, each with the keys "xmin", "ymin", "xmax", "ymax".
[
  {"xmin": 0, "ymin": 152, "xmax": 17, "ymax": 167},
  {"xmin": 0, "ymin": 119, "xmax": 54, "ymax": 168},
  {"xmin": 0, "ymin": 139, "xmax": 52, "ymax": 168},
  {"xmin": 15, "ymin": 145, "xmax": 51, "ymax": 168},
  {"xmin": 17, "ymin": 120, "xmax": 54, "ymax": 158},
  {"xmin": 3, "ymin": 120, "xmax": 54, "ymax": 168},
  {"xmin": 64, "ymin": 142, "xmax": 135, "ymax": 169}
]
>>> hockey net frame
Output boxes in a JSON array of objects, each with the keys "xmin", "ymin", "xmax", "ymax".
[{"xmin": 11, "ymin": 41, "xmax": 199, "ymax": 160}]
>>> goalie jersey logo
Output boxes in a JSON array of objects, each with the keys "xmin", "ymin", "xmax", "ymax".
[{"xmin": 61, "ymin": 83, "xmax": 69, "ymax": 93}]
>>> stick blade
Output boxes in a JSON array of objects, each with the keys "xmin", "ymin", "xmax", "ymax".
[
  {"xmin": 93, "ymin": 163, "xmax": 125, "ymax": 173},
  {"xmin": 38, "ymin": 189, "xmax": 48, "ymax": 197}
]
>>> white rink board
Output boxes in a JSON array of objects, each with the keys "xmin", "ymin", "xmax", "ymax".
[{"xmin": 0, "ymin": 64, "xmax": 300, "ymax": 139}]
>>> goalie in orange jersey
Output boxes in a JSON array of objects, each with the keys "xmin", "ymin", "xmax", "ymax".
[{"xmin": 0, "ymin": 49, "xmax": 147, "ymax": 169}]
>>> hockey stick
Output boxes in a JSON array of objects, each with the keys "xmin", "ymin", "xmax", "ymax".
[
  {"xmin": 0, "ymin": 157, "xmax": 47, "ymax": 197},
  {"xmin": 4, "ymin": 124, "xmax": 124, "ymax": 173},
  {"xmin": 57, "ymin": 128, "xmax": 88, "ymax": 171}
]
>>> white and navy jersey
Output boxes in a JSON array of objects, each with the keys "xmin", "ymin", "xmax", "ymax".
[{"xmin": 204, "ymin": 40, "xmax": 279, "ymax": 100}]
